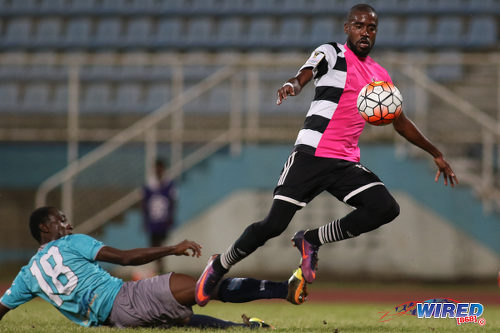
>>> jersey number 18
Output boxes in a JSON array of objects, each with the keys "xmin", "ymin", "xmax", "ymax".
[{"xmin": 29, "ymin": 246, "xmax": 78, "ymax": 306}]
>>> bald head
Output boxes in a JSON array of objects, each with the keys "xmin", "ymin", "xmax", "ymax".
[{"xmin": 346, "ymin": 4, "xmax": 378, "ymax": 23}]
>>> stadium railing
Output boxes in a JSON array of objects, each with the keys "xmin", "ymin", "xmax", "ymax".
[{"xmin": 5, "ymin": 52, "xmax": 495, "ymax": 233}]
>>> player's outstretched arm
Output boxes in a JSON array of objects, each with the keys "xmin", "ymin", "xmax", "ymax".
[
  {"xmin": 0, "ymin": 303, "xmax": 10, "ymax": 321},
  {"xmin": 95, "ymin": 239, "xmax": 202, "ymax": 266},
  {"xmin": 276, "ymin": 68, "xmax": 313, "ymax": 105},
  {"xmin": 393, "ymin": 112, "xmax": 458, "ymax": 187}
]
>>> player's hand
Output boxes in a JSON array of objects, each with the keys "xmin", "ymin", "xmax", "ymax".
[
  {"xmin": 172, "ymin": 240, "xmax": 202, "ymax": 257},
  {"xmin": 276, "ymin": 82, "xmax": 295, "ymax": 105},
  {"xmin": 434, "ymin": 156, "xmax": 458, "ymax": 187}
]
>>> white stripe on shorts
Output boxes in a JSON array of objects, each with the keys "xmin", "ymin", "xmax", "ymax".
[
  {"xmin": 342, "ymin": 182, "xmax": 384, "ymax": 203},
  {"xmin": 278, "ymin": 151, "xmax": 297, "ymax": 186},
  {"xmin": 273, "ymin": 195, "xmax": 307, "ymax": 207}
]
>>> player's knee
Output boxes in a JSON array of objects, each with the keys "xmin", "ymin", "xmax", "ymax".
[{"xmin": 375, "ymin": 197, "xmax": 400, "ymax": 225}]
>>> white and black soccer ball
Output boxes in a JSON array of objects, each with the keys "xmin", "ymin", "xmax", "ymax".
[{"xmin": 357, "ymin": 81, "xmax": 403, "ymax": 126}]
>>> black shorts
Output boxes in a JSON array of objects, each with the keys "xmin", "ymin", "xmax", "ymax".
[{"xmin": 273, "ymin": 150, "xmax": 385, "ymax": 207}]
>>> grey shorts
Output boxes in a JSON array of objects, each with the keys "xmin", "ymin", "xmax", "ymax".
[{"xmin": 106, "ymin": 273, "xmax": 193, "ymax": 328}]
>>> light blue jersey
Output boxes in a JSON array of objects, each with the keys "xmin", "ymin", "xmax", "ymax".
[{"xmin": 0, "ymin": 234, "xmax": 123, "ymax": 327}]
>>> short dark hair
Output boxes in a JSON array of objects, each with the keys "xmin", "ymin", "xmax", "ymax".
[
  {"xmin": 29, "ymin": 206, "xmax": 56, "ymax": 242},
  {"xmin": 346, "ymin": 4, "xmax": 377, "ymax": 21}
]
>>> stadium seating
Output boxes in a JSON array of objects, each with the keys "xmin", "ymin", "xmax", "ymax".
[
  {"xmin": 465, "ymin": 16, "xmax": 498, "ymax": 48},
  {"xmin": 0, "ymin": 1, "xmax": 497, "ymax": 52},
  {"xmin": 215, "ymin": 18, "xmax": 244, "ymax": 49},
  {"xmin": 81, "ymin": 83, "xmax": 113, "ymax": 113},
  {"xmin": 433, "ymin": 17, "xmax": 463, "ymax": 47},
  {"xmin": 124, "ymin": 18, "xmax": 154, "ymax": 48},
  {"xmin": 114, "ymin": 83, "xmax": 143, "ymax": 113},
  {"xmin": 0, "ymin": 84, "xmax": 20, "ymax": 111},
  {"xmin": 52, "ymin": 84, "xmax": 68, "ymax": 113},
  {"xmin": 93, "ymin": 18, "xmax": 122, "ymax": 49},
  {"xmin": 3, "ymin": 18, "xmax": 32, "ymax": 49},
  {"xmin": 278, "ymin": 18, "xmax": 307, "ymax": 48},
  {"xmin": 21, "ymin": 84, "xmax": 51, "ymax": 112},
  {"xmin": 64, "ymin": 18, "xmax": 92, "ymax": 49},
  {"xmin": 0, "ymin": 0, "xmax": 498, "ymax": 116},
  {"xmin": 145, "ymin": 84, "xmax": 170, "ymax": 111},
  {"xmin": 155, "ymin": 18, "xmax": 184, "ymax": 48},
  {"xmin": 375, "ymin": 17, "xmax": 400, "ymax": 48},
  {"xmin": 401, "ymin": 17, "xmax": 431, "ymax": 48}
]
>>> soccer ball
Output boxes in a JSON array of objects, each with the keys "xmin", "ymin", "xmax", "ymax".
[{"xmin": 357, "ymin": 81, "xmax": 403, "ymax": 126}]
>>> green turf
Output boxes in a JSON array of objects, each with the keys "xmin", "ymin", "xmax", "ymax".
[{"xmin": 1, "ymin": 299, "xmax": 499, "ymax": 333}]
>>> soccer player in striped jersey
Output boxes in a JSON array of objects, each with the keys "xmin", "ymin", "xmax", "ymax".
[
  {"xmin": 0, "ymin": 207, "xmax": 307, "ymax": 328},
  {"xmin": 195, "ymin": 3, "xmax": 458, "ymax": 306}
]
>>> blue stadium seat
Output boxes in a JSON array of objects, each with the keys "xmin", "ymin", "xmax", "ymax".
[
  {"xmin": 64, "ymin": 18, "xmax": 92, "ymax": 48},
  {"xmin": 0, "ymin": 0, "xmax": 8, "ymax": 12},
  {"xmin": 52, "ymin": 85, "xmax": 68, "ymax": 112},
  {"xmin": 8, "ymin": 0, "xmax": 38, "ymax": 14},
  {"xmin": 219, "ymin": 0, "xmax": 249, "ymax": 14},
  {"xmin": 0, "ymin": 84, "xmax": 20, "ymax": 111},
  {"xmin": 155, "ymin": 18, "xmax": 184, "ymax": 48},
  {"xmin": 3, "ymin": 18, "xmax": 33, "ymax": 48},
  {"xmin": 436, "ymin": 0, "xmax": 464, "ymax": 13},
  {"xmin": 68, "ymin": 0, "xmax": 99, "ymax": 13},
  {"xmin": 308, "ymin": 18, "xmax": 339, "ymax": 47},
  {"xmin": 465, "ymin": 16, "xmax": 497, "ymax": 47},
  {"xmin": 433, "ymin": 17, "xmax": 463, "ymax": 47},
  {"xmin": 310, "ymin": 0, "xmax": 337, "ymax": 12},
  {"xmin": 28, "ymin": 53, "xmax": 65, "ymax": 80},
  {"xmin": 191, "ymin": 0, "xmax": 219, "ymax": 13},
  {"xmin": 85, "ymin": 64, "xmax": 119, "ymax": 81},
  {"xmin": 145, "ymin": 84, "xmax": 170, "ymax": 111},
  {"xmin": 114, "ymin": 84, "xmax": 143, "ymax": 112},
  {"xmin": 40, "ymin": 0, "xmax": 69, "ymax": 13},
  {"xmin": 100, "ymin": 0, "xmax": 127, "ymax": 13},
  {"xmin": 207, "ymin": 85, "xmax": 231, "ymax": 113},
  {"xmin": 247, "ymin": 18, "xmax": 275, "ymax": 48},
  {"xmin": 21, "ymin": 84, "xmax": 51, "ymax": 112},
  {"xmin": 371, "ymin": 0, "xmax": 405, "ymax": 14},
  {"xmin": 282, "ymin": 0, "xmax": 308, "ymax": 13},
  {"xmin": 249, "ymin": 0, "xmax": 280, "ymax": 14},
  {"xmin": 124, "ymin": 18, "xmax": 153, "ymax": 47},
  {"xmin": 278, "ymin": 18, "xmax": 306, "ymax": 47},
  {"xmin": 157, "ymin": 0, "xmax": 187, "ymax": 13},
  {"xmin": 147, "ymin": 66, "xmax": 173, "ymax": 81},
  {"xmin": 34, "ymin": 18, "xmax": 63, "ymax": 48},
  {"xmin": 405, "ymin": 0, "xmax": 435, "ymax": 13},
  {"xmin": 467, "ymin": 0, "xmax": 499, "ymax": 13},
  {"xmin": 402, "ymin": 17, "xmax": 431, "ymax": 48},
  {"xmin": 94, "ymin": 18, "xmax": 123, "ymax": 48},
  {"xmin": 82, "ymin": 83, "xmax": 113, "ymax": 112},
  {"xmin": 428, "ymin": 52, "xmax": 463, "ymax": 82},
  {"xmin": 185, "ymin": 18, "xmax": 215, "ymax": 48},
  {"xmin": 129, "ymin": 0, "xmax": 159, "ymax": 12},
  {"xmin": 119, "ymin": 64, "xmax": 148, "ymax": 80},
  {"xmin": 374, "ymin": 16, "xmax": 399, "ymax": 48},
  {"xmin": 0, "ymin": 54, "xmax": 27, "ymax": 79},
  {"xmin": 215, "ymin": 18, "xmax": 244, "ymax": 48}
]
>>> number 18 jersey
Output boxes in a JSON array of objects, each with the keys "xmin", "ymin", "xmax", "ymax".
[{"xmin": 0, "ymin": 234, "xmax": 123, "ymax": 327}]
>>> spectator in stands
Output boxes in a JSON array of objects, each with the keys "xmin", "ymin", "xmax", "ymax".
[
  {"xmin": 195, "ymin": 3, "xmax": 459, "ymax": 307},
  {"xmin": 0, "ymin": 207, "xmax": 307, "ymax": 328},
  {"xmin": 142, "ymin": 158, "xmax": 177, "ymax": 274}
]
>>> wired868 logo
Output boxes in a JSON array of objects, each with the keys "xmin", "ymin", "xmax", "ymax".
[{"xmin": 379, "ymin": 298, "xmax": 486, "ymax": 326}]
